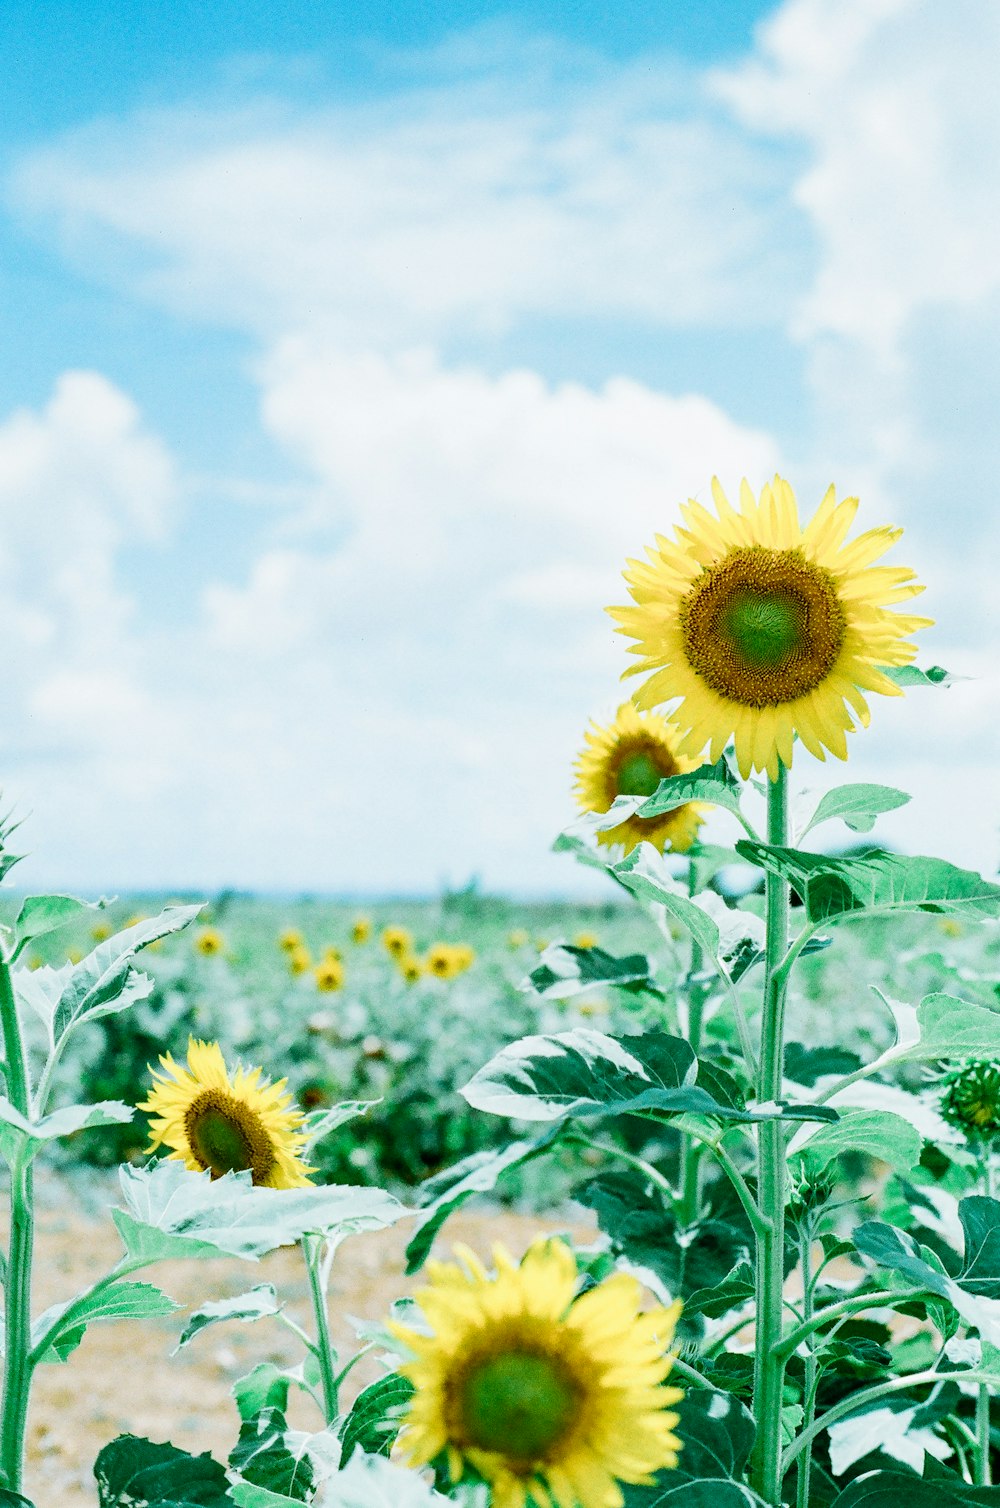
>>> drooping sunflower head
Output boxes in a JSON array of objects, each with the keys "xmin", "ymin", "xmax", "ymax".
[
  {"xmin": 194, "ymin": 927, "xmax": 225, "ymax": 957},
  {"xmin": 390, "ymin": 1238, "xmax": 683, "ymax": 1508},
  {"xmin": 609, "ymin": 476, "xmax": 932, "ymax": 780},
  {"xmin": 940, "ymin": 1061, "xmax": 1000, "ymax": 1142},
  {"xmin": 138, "ymin": 1038, "xmax": 314, "ymax": 1188},
  {"xmin": 575, "ymin": 702, "xmax": 706, "ymax": 855}
]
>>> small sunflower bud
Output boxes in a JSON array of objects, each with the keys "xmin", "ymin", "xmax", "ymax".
[{"xmin": 940, "ymin": 1061, "xmax": 1000, "ymax": 1141}]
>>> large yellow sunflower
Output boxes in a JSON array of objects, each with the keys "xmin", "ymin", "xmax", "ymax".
[
  {"xmin": 575, "ymin": 702, "xmax": 706, "ymax": 855},
  {"xmin": 390, "ymin": 1238, "xmax": 683, "ymax": 1508},
  {"xmin": 609, "ymin": 476, "xmax": 931, "ymax": 780},
  {"xmin": 139, "ymin": 1038, "xmax": 314, "ymax": 1188}
]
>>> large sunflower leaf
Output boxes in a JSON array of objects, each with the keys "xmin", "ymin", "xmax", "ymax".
[
  {"xmin": 228, "ymin": 1407, "xmax": 317, "ymax": 1502},
  {"xmin": 734, "ymin": 842, "xmax": 1000, "ymax": 923},
  {"xmin": 304, "ymin": 1451, "xmax": 450, "ymax": 1507},
  {"xmin": 800, "ymin": 783, "xmax": 911, "ymax": 839},
  {"xmin": 115, "ymin": 1160, "xmax": 405, "ymax": 1263},
  {"xmin": 525, "ymin": 943, "xmax": 662, "ymax": 1000},
  {"xmin": 94, "ymin": 1434, "xmax": 230, "ymax": 1507},
  {"xmin": 51, "ymin": 903, "xmax": 205, "ymax": 1046},
  {"xmin": 460, "ymin": 1029, "xmax": 837, "ymax": 1128},
  {"xmin": 625, "ymin": 1481, "xmax": 767, "ymax": 1506},
  {"xmin": 0, "ymin": 1098, "xmax": 133, "ymax": 1166},
  {"xmin": 636, "ymin": 754, "xmax": 745, "ymax": 822},
  {"xmin": 610, "ymin": 844, "xmax": 766, "ymax": 973}
]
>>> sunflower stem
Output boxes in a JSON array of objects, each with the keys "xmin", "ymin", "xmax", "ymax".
[
  {"xmin": 751, "ymin": 762, "xmax": 791, "ymax": 1506},
  {"xmin": 680, "ymin": 860, "xmax": 705, "ymax": 1225},
  {"xmin": 0, "ymin": 949, "xmax": 35, "ymax": 1494},
  {"xmin": 304, "ymin": 1234, "xmax": 339, "ymax": 1426},
  {"xmin": 977, "ymin": 1381, "xmax": 993, "ymax": 1487}
]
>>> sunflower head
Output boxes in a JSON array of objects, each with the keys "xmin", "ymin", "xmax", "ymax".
[
  {"xmin": 315, "ymin": 958, "xmax": 344, "ymax": 993},
  {"xmin": 575, "ymin": 703, "xmax": 706, "ymax": 855},
  {"xmin": 383, "ymin": 925, "xmax": 413, "ymax": 959},
  {"xmin": 401, "ymin": 955, "xmax": 424, "ymax": 984},
  {"xmin": 426, "ymin": 942, "xmax": 461, "ymax": 979},
  {"xmin": 574, "ymin": 932, "xmax": 599, "ymax": 950},
  {"xmin": 508, "ymin": 929, "xmax": 529, "ymax": 950},
  {"xmin": 279, "ymin": 927, "xmax": 304, "ymax": 953},
  {"xmin": 194, "ymin": 927, "xmax": 224, "ymax": 957},
  {"xmin": 138, "ymin": 1038, "xmax": 314, "ymax": 1188},
  {"xmin": 91, "ymin": 921, "xmax": 113, "ymax": 942},
  {"xmin": 390, "ymin": 1238, "xmax": 683, "ymax": 1508},
  {"xmin": 352, "ymin": 916, "xmax": 373, "ymax": 944},
  {"xmin": 287, "ymin": 944, "xmax": 312, "ymax": 976},
  {"xmin": 609, "ymin": 476, "xmax": 932, "ymax": 780},
  {"xmin": 941, "ymin": 1062, "xmax": 1000, "ymax": 1141}
]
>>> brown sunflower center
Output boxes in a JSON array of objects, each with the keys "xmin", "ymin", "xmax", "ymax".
[
  {"xmin": 616, "ymin": 749, "xmax": 666, "ymax": 798},
  {"xmin": 458, "ymin": 1349, "xmax": 579, "ymax": 1463},
  {"xmin": 184, "ymin": 1089, "xmax": 276, "ymax": 1183},
  {"xmin": 680, "ymin": 546, "xmax": 846, "ymax": 707}
]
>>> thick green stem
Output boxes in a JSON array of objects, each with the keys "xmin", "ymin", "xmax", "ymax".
[
  {"xmin": 304, "ymin": 1235, "xmax": 338, "ymax": 1426},
  {"xmin": 977, "ymin": 1383, "xmax": 992, "ymax": 1487},
  {"xmin": 680, "ymin": 863, "xmax": 706, "ymax": 1225},
  {"xmin": 751, "ymin": 763, "xmax": 791, "ymax": 1505},
  {"xmin": 795, "ymin": 1224, "xmax": 817, "ymax": 1508},
  {"xmin": 0, "ymin": 955, "xmax": 34, "ymax": 1493}
]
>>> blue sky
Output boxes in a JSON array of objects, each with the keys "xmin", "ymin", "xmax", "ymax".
[{"xmin": 0, "ymin": 0, "xmax": 997, "ymax": 894}]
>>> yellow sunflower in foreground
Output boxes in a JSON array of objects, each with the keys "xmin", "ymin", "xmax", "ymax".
[
  {"xmin": 575, "ymin": 703, "xmax": 705, "ymax": 855},
  {"xmin": 139, "ymin": 1038, "xmax": 314, "ymax": 1188},
  {"xmin": 391, "ymin": 1238, "xmax": 683, "ymax": 1508},
  {"xmin": 609, "ymin": 476, "xmax": 932, "ymax": 780}
]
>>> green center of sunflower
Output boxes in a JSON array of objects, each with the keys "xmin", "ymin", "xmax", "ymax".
[
  {"xmin": 680, "ymin": 546, "xmax": 846, "ymax": 707},
  {"xmin": 616, "ymin": 750, "xmax": 664, "ymax": 798},
  {"xmin": 460, "ymin": 1351, "xmax": 578, "ymax": 1461},
  {"xmin": 185, "ymin": 1090, "xmax": 276, "ymax": 1183}
]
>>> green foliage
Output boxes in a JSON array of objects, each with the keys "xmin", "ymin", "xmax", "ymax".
[
  {"xmin": 11, "ymin": 894, "xmax": 108, "ymax": 962},
  {"xmin": 801, "ymin": 784, "xmax": 911, "ymax": 838},
  {"xmin": 527, "ymin": 942, "xmax": 664, "ymax": 1000},
  {"xmin": 735, "ymin": 843, "xmax": 1000, "ymax": 923},
  {"xmin": 93, "ymin": 1435, "xmax": 230, "ymax": 1507},
  {"xmin": 338, "ymin": 1372, "xmax": 415, "ymax": 1466},
  {"xmin": 635, "ymin": 754, "xmax": 750, "ymax": 829},
  {"xmin": 33, "ymin": 1280, "xmax": 178, "ymax": 1364},
  {"xmin": 228, "ymin": 1407, "xmax": 315, "ymax": 1501},
  {"xmin": 175, "ymin": 1285, "xmax": 281, "ymax": 1351}
]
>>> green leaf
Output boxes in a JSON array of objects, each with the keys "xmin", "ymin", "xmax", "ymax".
[
  {"xmin": 854, "ymin": 1204, "xmax": 1000, "ymax": 1345},
  {"xmin": 94, "ymin": 1434, "xmax": 230, "ymax": 1507},
  {"xmin": 339, "ymin": 1372, "xmax": 415, "ymax": 1466},
  {"xmin": 301, "ymin": 1100, "xmax": 379, "ymax": 1154},
  {"xmin": 175, "ymin": 1285, "xmax": 281, "ymax": 1351},
  {"xmin": 0, "ymin": 1098, "xmax": 133, "ymax": 1165},
  {"xmin": 526, "ymin": 943, "xmax": 663, "ymax": 1000},
  {"xmin": 883, "ymin": 664, "xmax": 959, "ymax": 688},
  {"xmin": 33, "ymin": 1280, "xmax": 178, "ymax": 1364},
  {"xmin": 114, "ymin": 1159, "xmax": 405, "ymax": 1263},
  {"xmin": 664, "ymin": 1389, "xmax": 755, "ymax": 1483},
  {"xmin": 12, "ymin": 893, "xmax": 109, "ymax": 959},
  {"xmin": 228, "ymin": 1407, "xmax": 314, "ymax": 1502},
  {"xmin": 404, "ymin": 1130, "xmax": 562, "ymax": 1274},
  {"xmin": 50, "ymin": 904, "xmax": 204, "ymax": 1053},
  {"xmin": 958, "ymin": 1197, "xmax": 1000, "ymax": 1298},
  {"xmin": 735, "ymin": 842, "xmax": 1000, "ymax": 923},
  {"xmin": 878, "ymin": 991, "xmax": 1000, "ymax": 1066},
  {"xmin": 796, "ymin": 1109, "xmax": 923, "ymax": 1179},
  {"xmin": 636, "ymin": 755, "xmax": 747, "ymax": 825},
  {"xmin": 0, "ymin": 1491, "xmax": 35, "ymax": 1506},
  {"xmin": 234, "ymin": 1364, "xmax": 293, "ymax": 1421},
  {"xmin": 831, "ymin": 1470, "xmax": 1000, "ymax": 1505},
  {"xmin": 625, "ymin": 1480, "xmax": 767, "ymax": 1506},
  {"xmin": 229, "ymin": 1490, "xmax": 300, "ymax": 1508},
  {"xmin": 461, "ymin": 1029, "xmax": 838, "ymax": 1128},
  {"xmin": 785, "ymin": 1043, "xmax": 862, "ymax": 1086},
  {"xmin": 312, "ymin": 1452, "xmax": 450, "ymax": 1506},
  {"xmin": 801, "ymin": 784, "xmax": 910, "ymax": 838}
]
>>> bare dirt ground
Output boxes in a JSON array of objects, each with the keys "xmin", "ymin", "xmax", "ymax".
[{"xmin": 23, "ymin": 1176, "xmax": 595, "ymax": 1507}]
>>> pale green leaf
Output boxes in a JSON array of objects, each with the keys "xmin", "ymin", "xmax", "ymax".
[
  {"xmin": 12, "ymin": 894, "xmax": 110, "ymax": 960},
  {"xmin": 526, "ymin": 943, "xmax": 662, "ymax": 1000},
  {"xmin": 175, "ymin": 1284, "xmax": 281, "ymax": 1351},
  {"xmin": 801, "ymin": 783, "xmax": 910, "ymax": 839},
  {"xmin": 636, "ymin": 754, "xmax": 748, "ymax": 827},
  {"xmin": 879, "ymin": 990, "xmax": 1000, "ymax": 1066},
  {"xmin": 0, "ymin": 1098, "xmax": 133, "ymax": 1166},
  {"xmin": 795, "ymin": 1108, "xmax": 922, "ymax": 1178},
  {"xmin": 33, "ymin": 1280, "xmax": 178, "ymax": 1364},
  {"xmin": 736, "ymin": 842, "xmax": 1000, "ymax": 923},
  {"xmin": 883, "ymin": 664, "xmax": 959, "ymax": 688}
]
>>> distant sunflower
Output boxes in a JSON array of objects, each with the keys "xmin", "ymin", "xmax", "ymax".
[
  {"xmin": 383, "ymin": 925, "xmax": 413, "ymax": 959},
  {"xmin": 426, "ymin": 942, "xmax": 461, "ymax": 979},
  {"xmin": 139, "ymin": 1038, "xmax": 313, "ymax": 1188},
  {"xmin": 279, "ymin": 928, "xmax": 304, "ymax": 953},
  {"xmin": 288, "ymin": 944, "xmax": 312, "ymax": 976},
  {"xmin": 391, "ymin": 1238, "xmax": 683, "ymax": 1508},
  {"xmin": 575, "ymin": 703, "xmax": 705, "ymax": 855},
  {"xmin": 401, "ymin": 956, "xmax": 424, "ymax": 984},
  {"xmin": 315, "ymin": 958, "xmax": 344, "ymax": 993},
  {"xmin": 194, "ymin": 927, "xmax": 225, "ymax": 957},
  {"xmin": 609, "ymin": 476, "xmax": 931, "ymax": 780},
  {"xmin": 352, "ymin": 916, "xmax": 373, "ymax": 945}
]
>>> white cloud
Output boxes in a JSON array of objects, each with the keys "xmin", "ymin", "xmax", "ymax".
[
  {"xmin": 9, "ymin": 46, "xmax": 803, "ymax": 346},
  {"xmin": 714, "ymin": 0, "xmax": 1000, "ymax": 356}
]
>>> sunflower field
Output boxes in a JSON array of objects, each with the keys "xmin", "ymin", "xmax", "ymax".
[{"xmin": 1, "ymin": 477, "xmax": 999, "ymax": 1508}]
